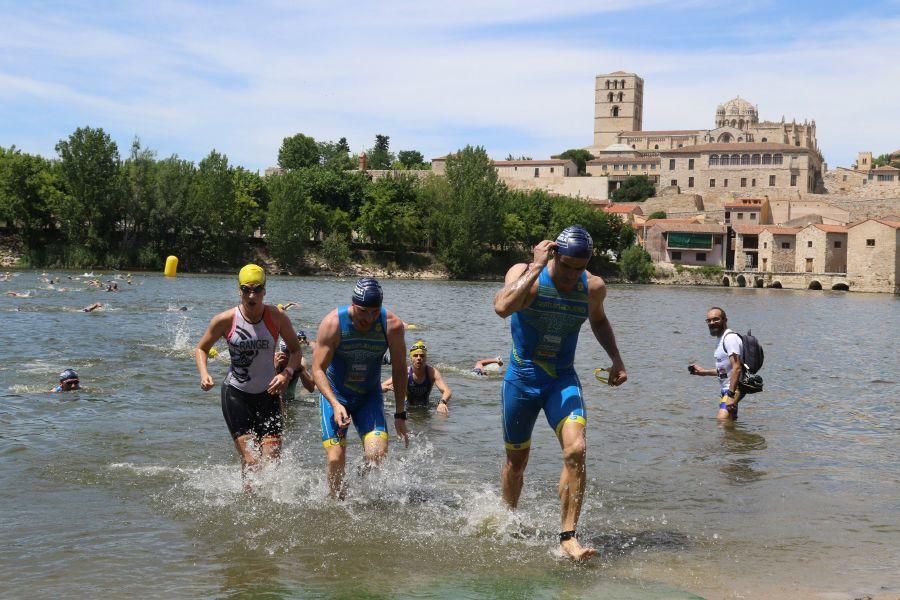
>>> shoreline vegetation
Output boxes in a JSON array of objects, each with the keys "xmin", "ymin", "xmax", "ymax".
[{"xmin": 0, "ymin": 127, "xmax": 637, "ymax": 280}]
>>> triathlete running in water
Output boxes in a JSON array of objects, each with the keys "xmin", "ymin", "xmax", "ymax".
[
  {"xmin": 274, "ymin": 331, "xmax": 316, "ymax": 402},
  {"xmin": 52, "ymin": 369, "xmax": 80, "ymax": 392},
  {"xmin": 194, "ymin": 264, "xmax": 304, "ymax": 487},
  {"xmin": 493, "ymin": 226, "xmax": 627, "ymax": 561},
  {"xmin": 311, "ymin": 277, "xmax": 409, "ymax": 498},
  {"xmin": 382, "ymin": 340, "xmax": 452, "ymax": 415}
]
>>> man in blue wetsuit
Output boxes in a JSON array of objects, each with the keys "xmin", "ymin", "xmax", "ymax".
[
  {"xmin": 493, "ymin": 226, "xmax": 627, "ymax": 561},
  {"xmin": 311, "ymin": 277, "xmax": 409, "ymax": 498}
]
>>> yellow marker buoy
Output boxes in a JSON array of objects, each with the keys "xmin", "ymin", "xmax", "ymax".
[{"xmin": 164, "ymin": 256, "xmax": 178, "ymax": 277}]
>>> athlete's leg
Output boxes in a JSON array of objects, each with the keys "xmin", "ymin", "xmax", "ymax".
[
  {"xmin": 501, "ymin": 380, "xmax": 541, "ymax": 509},
  {"xmin": 233, "ymin": 434, "xmax": 262, "ymax": 492},
  {"xmin": 353, "ymin": 395, "xmax": 389, "ymax": 466},
  {"xmin": 259, "ymin": 435, "xmax": 282, "ymax": 463},
  {"xmin": 320, "ymin": 396, "xmax": 348, "ymax": 498},
  {"xmin": 546, "ymin": 376, "xmax": 596, "ymax": 561},
  {"xmin": 502, "ymin": 448, "xmax": 530, "ymax": 509}
]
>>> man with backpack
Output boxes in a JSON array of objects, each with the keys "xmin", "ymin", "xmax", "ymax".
[{"xmin": 688, "ymin": 307, "xmax": 745, "ymax": 421}]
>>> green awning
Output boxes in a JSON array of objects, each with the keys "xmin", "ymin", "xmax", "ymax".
[{"xmin": 667, "ymin": 232, "xmax": 713, "ymax": 249}]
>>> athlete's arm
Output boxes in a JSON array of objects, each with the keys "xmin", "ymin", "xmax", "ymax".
[
  {"xmin": 587, "ymin": 273, "xmax": 627, "ymax": 386},
  {"xmin": 298, "ymin": 356, "xmax": 316, "ymax": 393},
  {"xmin": 726, "ymin": 354, "xmax": 742, "ymax": 396},
  {"xmin": 311, "ymin": 311, "xmax": 350, "ymax": 427},
  {"xmin": 267, "ymin": 309, "xmax": 303, "ymax": 395},
  {"xmin": 386, "ymin": 311, "xmax": 409, "ymax": 446},
  {"xmin": 431, "ymin": 366, "xmax": 451, "ymax": 414},
  {"xmin": 493, "ymin": 240, "xmax": 556, "ymax": 318},
  {"xmin": 195, "ymin": 309, "xmax": 232, "ymax": 391},
  {"xmin": 689, "ymin": 364, "xmax": 717, "ymax": 376}
]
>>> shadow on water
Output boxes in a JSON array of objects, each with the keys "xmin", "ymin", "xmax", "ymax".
[
  {"xmin": 586, "ymin": 528, "xmax": 693, "ymax": 559},
  {"xmin": 718, "ymin": 426, "xmax": 768, "ymax": 484}
]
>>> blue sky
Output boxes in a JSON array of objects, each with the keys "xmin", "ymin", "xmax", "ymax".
[{"xmin": 1, "ymin": 1, "xmax": 898, "ymax": 171}]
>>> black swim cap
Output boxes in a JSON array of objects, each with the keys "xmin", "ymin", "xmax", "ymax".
[
  {"xmin": 59, "ymin": 368, "xmax": 79, "ymax": 382},
  {"xmin": 352, "ymin": 277, "xmax": 383, "ymax": 307},
  {"xmin": 555, "ymin": 225, "xmax": 593, "ymax": 259}
]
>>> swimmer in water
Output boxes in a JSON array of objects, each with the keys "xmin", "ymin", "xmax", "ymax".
[
  {"xmin": 194, "ymin": 264, "xmax": 304, "ymax": 489},
  {"xmin": 471, "ymin": 356, "xmax": 503, "ymax": 376},
  {"xmin": 276, "ymin": 302, "xmax": 299, "ymax": 312},
  {"xmin": 52, "ymin": 369, "xmax": 80, "ymax": 392},
  {"xmin": 82, "ymin": 303, "xmax": 102, "ymax": 312},
  {"xmin": 311, "ymin": 277, "xmax": 409, "ymax": 498},
  {"xmin": 382, "ymin": 340, "xmax": 452, "ymax": 415},
  {"xmin": 493, "ymin": 226, "xmax": 627, "ymax": 561},
  {"xmin": 5, "ymin": 291, "xmax": 30, "ymax": 298},
  {"xmin": 274, "ymin": 331, "xmax": 316, "ymax": 402}
]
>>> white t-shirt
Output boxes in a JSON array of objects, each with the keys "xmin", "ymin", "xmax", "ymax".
[{"xmin": 714, "ymin": 329, "xmax": 743, "ymax": 389}]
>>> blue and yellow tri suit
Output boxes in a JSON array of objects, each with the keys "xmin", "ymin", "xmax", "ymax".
[
  {"xmin": 502, "ymin": 267, "xmax": 589, "ymax": 450},
  {"xmin": 320, "ymin": 306, "xmax": 390, "ymax": 447}
]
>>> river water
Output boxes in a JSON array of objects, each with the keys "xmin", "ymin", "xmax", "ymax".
[{"xmin": 1, "ymin": 271, "xmax": 898, "ymax": 599}]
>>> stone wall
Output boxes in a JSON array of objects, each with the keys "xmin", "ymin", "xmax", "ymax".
[
  {"xmin": 847, "ymin": 221, "xmax": 899, "ymax": 293},
  {"xmin": 759, "ymin": 231, "xmax": 797, "ymax": 272},
  {"xmin": 501, "ymin": 176, "xmax": 609, "ymax": 202},
  {"xmin": 795, "ymin": 226, "xmax": 847, "ymax": 273}
]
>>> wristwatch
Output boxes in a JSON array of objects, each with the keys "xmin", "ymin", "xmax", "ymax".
[
  {"xmin": 394, "ymin": 411, "xmax": 408, "ymax": 420},
  {"xmin": 725, "ymin": 389, "xmax": 736, "ymax": 398}
]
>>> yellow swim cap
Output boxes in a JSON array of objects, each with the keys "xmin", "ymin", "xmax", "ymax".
[
  {"xmin": 208, "ymin": 348, "xmax": 219, "ymax": 358},
  {"xmin": 409, "ymin": 340, "xmax": 427, "ymax": 356},
  {"xmin": 277, "ymin": 303, "xmax": 284, "ymax": 311},
  {"xmin": 238, "ymin": 264, "xmax": 266, "ymax": 287}
]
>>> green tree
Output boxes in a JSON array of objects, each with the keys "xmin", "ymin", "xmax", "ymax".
[
  {"xmin": 505, "ymin": 154, "xmax": 532, "ymax": 161},
  {"xmin": 278, "ymin": 133, "xmax": 320, "ymax": 170},
  {"xmin": 233, "ymin": 167, "xmax": 269, "ymax": 233},
  {"xmin": 558, "ymin": 149, "xmax": 595, "ymax": 175},
  {"xmin": 121, "ymin": 137, "xmax": 157, "ymax": 262},
  {"xmin": 265, "ymin": 171, "xmax": 313, "ymax": 266},
  {"xmin": 437, "ymin": 146, "xmax": 504, "ymax": 277},
  {"xmin": 0, "ymin": 147, "xmax": 65, "ymax": 265},
  {"xmin": 611, "ymin": 174, "xmax": 656, "ymax": 203},
  {"xmin": 318, "ymin": 137, "xmax": 353, "ymax": 171},
  {"xmin": 150, "ymin": 155, "xmax": 195, "ymax": 264},
  {"xmin": 356, "ymin": 173, "xmax": 421, "ymax": 249},
  {"xmin": 185, "ymin": 150, "xmax": 243, "ymax": 267},
  {"xmin": 620, "ymin": 244, "xmax": 654, "ymax": 282},
  {"xmin": 367, "ymin": 134, "xmax": 395, "ymax": 170},
  {"xmin": 55, "ymin": 126, "xmax": 123, "ymax": 263},
  {"xmin": 647, "ymin": 210, "xmax": 667, "ymax": 220},
  {"xmin": 396, "ymin": 150, "xmax": 426, "ymax": 169}
]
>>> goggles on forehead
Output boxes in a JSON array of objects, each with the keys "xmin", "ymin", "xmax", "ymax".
[{"xmin": 409, "ymin": 341, "xmax": 427, "ymax": 356}]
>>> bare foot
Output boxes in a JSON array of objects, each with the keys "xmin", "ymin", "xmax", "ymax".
[{"xmin": 560, "ymin": 538, "xmax": 598, "ymax": 561}]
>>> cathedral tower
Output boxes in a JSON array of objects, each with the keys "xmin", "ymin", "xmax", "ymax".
[{"xmin": 594, "ymin": 71, "xmax": 643, "ymax": 148}]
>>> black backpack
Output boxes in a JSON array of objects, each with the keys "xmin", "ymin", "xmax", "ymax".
[{"xmin": 726, "ymin": 330, "xmax": 765, "ymax": 394}]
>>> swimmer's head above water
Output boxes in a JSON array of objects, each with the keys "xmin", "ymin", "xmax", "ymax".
[
  {"xmin": 555, "ymin": 225, "xmax": 593, "ymax": 259},
  {"xmin": 57, "ymin": 368, "xmax": 80, "ymax": 391}
]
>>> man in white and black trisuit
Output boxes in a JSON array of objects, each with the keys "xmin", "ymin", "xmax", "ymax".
[
  {"xmin": 689, "ymin": 306, "xmax": 743, "ymax": 421},
  {"xmin": 194, "ymin": 264, "xmax": 304, "ymax": 486}
]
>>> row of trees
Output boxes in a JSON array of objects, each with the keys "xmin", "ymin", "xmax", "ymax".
[{"xmin": 0, "ymin": 127, "xmax": 636, "ymax": 277}]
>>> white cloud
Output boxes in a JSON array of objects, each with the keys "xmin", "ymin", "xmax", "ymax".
[{"xmin": 0, "ymin": 2, "xmax": 897, "ymax": 169}]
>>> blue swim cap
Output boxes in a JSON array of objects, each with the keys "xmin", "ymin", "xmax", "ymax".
[
  {"xmin": 352, "ymin": 277, "xmax": 383, "ymax": 307},
  {"xmin": 555, "ymin": 225, "xmax": 593, "ymax": 259},
  {"xmin": 59, "ymin": 368, "xmax": 79, "ymax": 382}
]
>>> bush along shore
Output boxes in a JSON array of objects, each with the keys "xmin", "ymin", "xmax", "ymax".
[{"xmin": 0, "ymin": 129, "xmax": 636, "ymax": 280}]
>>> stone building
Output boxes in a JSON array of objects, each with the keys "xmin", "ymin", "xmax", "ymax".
[
  {"xmin": 601, "ymin": 203, "xmax": 643, "ymax": 224},
  {"xmin": 490, "ymin": 159, "xmax": 577, "ymax": 179},
  {"xmin": 724, "ymin": 198, "xmax": 772, "ymax": 226},
  {"xmin": 759, "ymin": 227, "xmax": 801, "ymax": 273},
  {"xmin": 847, "ymin": 219, "xmax": 900, "ymax": 293},
  {"xmin": 795, "ymin": 224, "xmax": 848, "ymax": 274},
  {"xmin": 588, "ymin": 72, "xmax": 824, "ymax": 196},
  {"xmin": 732, "ymin": 224, "xmax": 766, "ymax": 270},
  {"xmin": 643, "ymin": 221, "xmax": 727, "ymax": 266},
  {"xmin": 660, "ymin": 143, "xmax": 821, "ymax": 194}
]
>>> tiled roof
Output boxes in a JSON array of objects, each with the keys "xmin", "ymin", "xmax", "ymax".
[
  {"xmin": 763, "ymin": 227, "xmax": 801, "ymax": 235},
  {"xmin": 650, "ymin": 222, "xmax": 726, "ymax": 234},
  {"xmin": 603, "ymin": 204, "xmax": 643, "ymax": 214},
  {"xmin": 848, "ymin": 218, "xmax": 900, "ymax": 230},
  {"xmin": 492, "ymin": 159, "xmax": 572, "ymax": 166},
  {"xmin": 870, "ymin": 166, "xmax": 900, "ymax": 172},
  {"xmin": 812, "ymin": 224, "xmax": 848, "ymax": 233},
  {"xmin": 587, "ymin": 157, "xmax": 660, "ymax": 165},
  {"xmin": 661, "ymin": 142, "xmax": 811, "ymax": 154},
  {"xmin": 732, "ymin": 225, "xmax": 766, "ymax": 235},
  {"xmin": 619, "ymin": 130, "xmax": 702, "ymax": 136}
]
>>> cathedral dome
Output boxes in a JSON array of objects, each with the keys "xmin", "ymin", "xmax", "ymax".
[{"xmin": 721, "ymin": 96, "xmax": 757, "ymax": 116}]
